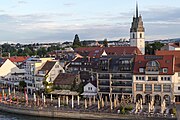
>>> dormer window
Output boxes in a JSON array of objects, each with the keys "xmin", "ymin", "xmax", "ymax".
[
  {"xmin": 146, "ymin": 60, "xmax": 160, "ymax": 74},
  {"xmin": 139, "ymin": 68, "xmax": 144, "ymax": 73},
  {"xmin": 163, "ymin": 68, "xmax": 168, "ymax": 73}
]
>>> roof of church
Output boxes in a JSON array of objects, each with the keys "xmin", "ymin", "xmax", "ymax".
[{"xmin": 130, "ymin": 3, "xmax": 145, "ymax": 32}]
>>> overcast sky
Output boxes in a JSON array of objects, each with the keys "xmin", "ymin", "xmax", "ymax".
[{"xmin": 0, "ymin": 0, "xmax": 180, "ymax": 43}]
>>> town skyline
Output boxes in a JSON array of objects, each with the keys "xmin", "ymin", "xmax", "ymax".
[{"xmin": 0, "ymin": 0, "xmax": 180, "ymax": 43}]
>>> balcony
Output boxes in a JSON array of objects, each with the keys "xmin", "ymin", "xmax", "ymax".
[
  {"xmin": 112, "ymin": 83, "xmax": 132, "ymax": 86},
  {"xmin": 98, "ymin": 75, "xmax": 110, "ymax": 79},
  {"xmin": 111, "ymin": 76, "xmax": 132, "ymax": 80},
  {"xmin": 99, "ymin": 82, "xmax": 110, "ymax": 86},
  {"xmin": 99, "ymin": 89, "xmax": 110, "ymax": 92},
  {"xmin": 112, "ymin": 90, "xmax": 132, "ymax": 93}
]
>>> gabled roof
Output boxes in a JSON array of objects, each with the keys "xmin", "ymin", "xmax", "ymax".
[
  {"xmin": 133, "ymin": 55, "xmax": 174, "ymax": 75},
  {"xmin": 53, "ymin": 73, "xmax": 78, "ymax": 85},
  {"xmin": 5, "ymin": 56, "xmax": 29, "ymax": 63},
  {"xmin": 75, "ymin": 46, "xmax": 142, "ymax": 58},
  {"xmin": 38, "ymin": 61, "xmax": 56, "ymax": 74},
  {"xmin": 156, "ymin": 50, "xmax": 180, "ymax": 72}
]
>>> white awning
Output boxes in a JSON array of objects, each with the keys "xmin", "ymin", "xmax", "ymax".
[{"xmin": 81, "ymin": 92, "xmax": 97, "ymax": 96}]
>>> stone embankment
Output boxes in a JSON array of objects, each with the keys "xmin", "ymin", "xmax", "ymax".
[{"xmin": 0, "ymin": 103, "xmax": 176, "ymax": 120}]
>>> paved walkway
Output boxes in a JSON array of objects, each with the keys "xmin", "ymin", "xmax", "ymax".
[{"xmin": 176, "ymin": 103, "xmax": 180, "ymax": 120}]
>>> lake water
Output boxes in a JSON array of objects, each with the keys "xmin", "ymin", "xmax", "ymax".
[{"xmin": 0, "ymin": 111, "xmax": 74, "ymax": 120}]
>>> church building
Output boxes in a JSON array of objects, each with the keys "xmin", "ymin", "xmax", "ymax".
[{"xmin": 130, "ymin": 3, "xmax": 145, "ymax": 55}]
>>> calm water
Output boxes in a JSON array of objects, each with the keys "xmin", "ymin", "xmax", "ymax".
[{"xmin": 0, "ymin": 111, "xmax": 75, "ymax": 120}]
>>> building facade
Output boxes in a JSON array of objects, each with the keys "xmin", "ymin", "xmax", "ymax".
[
  {"xmin": 95, "ymin": 55, "xmax": 134, "ymax": 99},
  {"xmin": 25, "ymin": 57, "xmax": 53, "ymax": 94},
  {"xmin": 133, "ymin": 55, "xmax": 174, "ymax": 105}
]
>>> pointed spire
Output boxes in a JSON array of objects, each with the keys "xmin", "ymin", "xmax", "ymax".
[{"xmin": 136, "ymin": 1, "xmax": 138, "ymax": 18}]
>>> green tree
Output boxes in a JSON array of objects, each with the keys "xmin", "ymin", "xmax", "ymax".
[
  {"xmin": 103, "ymin": 38, "xmax": 108, "ymax": 47},
  {"xmin": 19, "ymin": 81, "xmax": 26, "ymax": 91},
  {"xmin": 37, "ymin": 48, "xmax": 47, "ymax": 57},
  {"xmin": 24, "ymin": 47, "xmax": 32, "ymax": 56},
  {"xmin": 145, "ymin": 42, "xmax": 164, "ymax": 55},
  {"xmin": 72, "ymin": 34, "xmax": 81, "ymax": 48}
]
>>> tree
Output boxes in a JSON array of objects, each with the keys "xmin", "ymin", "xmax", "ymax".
[
  {"xmin": 72, "ymin": 34, "xmax": 81, "ymax": 48},
  {"xmin": 145, "ymin": 42, "xmax": 164, "ymax": 55},
  {"xmin": 19, "ymin": 81, "xmax": 26, "ymax": 91},
  {"xmin": 37, "ymin": 48, "xmax": 47, "ymax": 57},
  {"xmin": 103, "ymin": 38, "xmax": 108, "ymax": 47}
]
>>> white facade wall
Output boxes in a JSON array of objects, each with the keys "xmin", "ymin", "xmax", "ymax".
[
  {"xmin": 130, "ymin": 32, "xmax": 145, "ymax": 54},
  {"xmin": 84, "ymin": 83, "xmax": 97, "ymax": 93}
]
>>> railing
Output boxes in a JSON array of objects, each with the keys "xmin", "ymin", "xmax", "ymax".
[
  {"xmin": 98, "ymin": 76, "xmax": 110, "ymax": 79},
  {"xmin": 112, "ymin": 90, "xmax": 132, "ymax": 93},
  {"xmin": 99, "ymin": 83, "xmax": 110, "ymax": 86},
  {"xmin": 111, "ymin": 83, "xmax": 132, "ymax": 86},
  {"xmin": 111, "ymin": 77, "xmax": 132, "ymax": 80}
]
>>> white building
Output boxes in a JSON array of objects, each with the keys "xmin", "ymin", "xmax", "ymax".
[
  {"xmin": 25, "ymin": 57, "xmax": 53, "ymax": 94},
  {"xmin": 35, "ymin": 60, "xmax": 64, "ymax": 90},
  {"xmin": 81, "ymin": 82, "xmax": 97, "ymax": 98}
]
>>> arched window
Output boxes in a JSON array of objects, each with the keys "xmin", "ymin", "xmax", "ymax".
[
  {"xmin": 146, "ymin": 60, "xmax": 160, "ymax": 72},
  {"xmin": 140, "ymin": 33, "xmax": 142, "ymax": 38},
  {"xmin": 133, "ymin": 33, "xmax": 135, "ymax": 38}
]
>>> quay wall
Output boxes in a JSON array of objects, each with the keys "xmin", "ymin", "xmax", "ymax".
[
  {"xmin": 0, "ymin": 104, "xmax": 176, "ymax": 120},
  {"xmin": 0, "ymin": 104, "xmax": 134, "ymax": 120}
]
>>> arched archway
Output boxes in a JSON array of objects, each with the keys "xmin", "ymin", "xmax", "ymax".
[
  {"xmin": 145, "ymin": 94, "xmax": 151, "ymax": 104},
  {"xmin": 136, "ymin": 94, "xmax": 143, "ymax": 102},
  {"xmin": 154, "ymin": 94, "xmax": 161, "ymax": 105},
  {"xmin": 164, "ymin": 95, "xmax": 170, "ymax": 105}
]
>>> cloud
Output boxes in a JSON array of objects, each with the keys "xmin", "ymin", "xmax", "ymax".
[
  {"xmin": 63, "ymin": 3, "xmax": 75, "ymax": 7},
  {"xmin": 18, "ymin": 0, "xmax": 28, "ymax": 4},
  {"xmin": 0, "ymin": 5, "xmax": 180, "ymax": 43}
]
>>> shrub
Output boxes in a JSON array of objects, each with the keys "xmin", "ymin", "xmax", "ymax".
[
  {"xmin": 125, "ymin": 105, "xmax": 133, "ymax": 111},
  {"xmin": 121, "ymin": 107, "xmax": 125, "ymax": 114}
]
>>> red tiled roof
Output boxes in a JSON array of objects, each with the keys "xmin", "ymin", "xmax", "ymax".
[
  {"xmin": 5, "ymin": 56, "xmax": 29, "ymax": 63},
  {"xmin": 75, "ymin": 46, "xmax": 142, "ymax": 58},
  {"xmin": 156, "ymin": 50, "xmax": 180, "ymax": 72},
  {"xmin": 134, "ymin": 55, "xmax": 174, "ymax": 75},
  {"xmin": 54, "ymin": 73, "xmax": 78, "ymax": 85}
]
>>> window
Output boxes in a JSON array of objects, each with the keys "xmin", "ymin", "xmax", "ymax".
[
  {"xmin": 163, "ymin": 68, "xmax": 168, "ymax": 73},
  {"xmin": 136, "ymin": 84, "xmax": 143, "ymax": 91},
  {"xmin": 140, "ymin": 33, "xmax": 142, "ymax": 38},
  {"xmin": 88, "ymin": 87, "xmax": 92, "ymax": 91},
  {"xmin": 145, "ymin": 84, "xmax": 152, "ymax": 91},
  {"xmin": 161, "ymin": 77, "xmax": 171, "ymax": 81},
  {"xmin": 163, "ymin": 85, "xmax": 171, "ymax": 92},
  {"xmin": 133, "ymin": 33, "xmax": 135, "ymax": 38},
  {"xmin": 139, "ymin": 68, "xmax": 144, "ymax": 73},
  {"xmin": 178, "ymin": 87, "xmax": 180, "ymax": 90},
  {"xmin": 154, "ymin": 85, "xmax": 161, "ymax": 92},
  {"xmin": 148, "ymin": 77, "xmax": 158, "ymax": 81},
  {"xmin": 178, "ymin": 72, "xmax": 180, "ymax": 77},
  {"xmin": 136, "ymin": 76, "xmax": 145, "ymax": 81}
]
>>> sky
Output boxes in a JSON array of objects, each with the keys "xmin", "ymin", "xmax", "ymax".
[{"xmin": 0, "ymin": 0, "xmax": 180, "ymax": 44}]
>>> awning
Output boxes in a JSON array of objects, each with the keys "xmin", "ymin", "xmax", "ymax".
[
  {"xmin": 81, "ymin": 92, "xmax": 97, "ymax": 96},
  {"xmin": 50, "ymin": 90, "xmax": 79, "ymax": 96}
]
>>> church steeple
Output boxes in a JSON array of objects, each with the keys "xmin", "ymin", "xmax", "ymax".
[
  {"xmin": 136, "ymin": 1, "xmax": 138, "ymax": 18},
  {"xmin": 130, "ymin": 2, "xmax": 144, "ymax": 33},
  {"xmin": 130, "ymin": 2, "xmax": 145, "ymax": 55}
]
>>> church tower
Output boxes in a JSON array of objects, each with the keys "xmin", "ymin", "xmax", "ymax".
[{"xmin": 130, "ymin": 2, "xmax": 145, "ymax": 54}]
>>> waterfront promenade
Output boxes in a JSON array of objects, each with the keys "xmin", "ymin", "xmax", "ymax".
[{"xmin": 0, "ymin": 88, "xmax": 177, "ymax": 120}]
